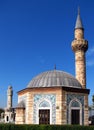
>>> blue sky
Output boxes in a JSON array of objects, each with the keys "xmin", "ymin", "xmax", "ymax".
[{"xmin": 0, "ymin": 0, "xmax": 94, "ymax": 108}]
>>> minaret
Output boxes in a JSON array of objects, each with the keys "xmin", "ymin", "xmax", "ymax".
[
  {"xmin": 71, "ymin": 9, "xmax": 88, "ymax": 88},
  {"xmin": 7, "ymin": 86, "xmax": 13, "ymax": 108}
]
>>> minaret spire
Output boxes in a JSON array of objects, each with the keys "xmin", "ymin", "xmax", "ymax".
[
  {"xmin": 71, "ymin": 9, "xmax": 88, "ymax": 88},
  {"xmin": 75, "ymin": 7, "xmax": 83, "ymax": 29}
]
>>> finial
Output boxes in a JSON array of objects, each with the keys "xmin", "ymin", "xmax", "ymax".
[
  {"xmin": 8, "ymin": 84, "xmax": 12, "ymax": 89},
  {"xmin": 78, "ymin": 6, "xmax": 80, "ymax": 15},
  {"xmin": 54, "ymin": 64, "xmax": 56, "ymax": 70}
]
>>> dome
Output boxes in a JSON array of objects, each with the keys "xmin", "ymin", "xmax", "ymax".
[
  {"xmin": 16, "ymin": 101, "xmax": 25, "ymax": 108},
  {"xmin": 27, "ymin": 70, "xmax": 82, "ymax": 88}
]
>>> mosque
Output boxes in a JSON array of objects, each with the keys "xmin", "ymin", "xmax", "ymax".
[{"xmin": 2, "ymin": 10, "xmax": 90, "ymax": 125}]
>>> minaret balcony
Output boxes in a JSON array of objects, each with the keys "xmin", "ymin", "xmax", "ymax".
[{"xmin": 71, "ymin": 39, "xmax": 88, "ymax": 52}]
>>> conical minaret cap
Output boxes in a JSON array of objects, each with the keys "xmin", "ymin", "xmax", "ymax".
[{"xmin": 75, "ymin": 8, "xmax": 84, "ymax": 29}]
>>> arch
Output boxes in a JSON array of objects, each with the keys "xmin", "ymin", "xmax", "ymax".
[
  {"xmin": 37, "ymin": 98, "xmax": 51, "ymax": 108},
  {"xmin": 36, "ymin": 98, "xmax": 52, "ymax": 124},
  {"xmin": 39, "ymin": 100, "xmax": 50, "ymax": 107},
  {"xmin": 6, "ymin": 116, "xmax": 9, "ymax": 122},
  {"xmin": 71, "ymin": 100, "xmax": 80, "ymax": 107},
  {"xmin": 69, "ymin": 98, "xmax": 82, "ymax": 125},
  {"xmin": 33, "ymin": 94, "xmax": 56, "ymax": 124},
  {"xmin": 69, "ymin": 98, "xmax": 82, "ymax": 108}
]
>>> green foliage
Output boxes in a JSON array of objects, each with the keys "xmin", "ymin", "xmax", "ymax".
[
  {"xmin": 92, "ymin": 95, "xmax": 94, "ymax": 106},
  {"xmin": 0, "ymin": 124, "xmax": 94, "ymax": 130},
  {"xmin": 0, "ymin": 108, "xmax": 4, "ymax": 118}
]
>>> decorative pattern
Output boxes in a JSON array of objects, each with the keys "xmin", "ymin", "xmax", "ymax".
[
  {"xmin": 67, "ymin": 94, "xmax": 84, "ymax": 106},
  {"xmin": 72, "ymin": 39, "xmax": 88, "ymax": 52},
  {"xmin": 71, "ymin": 101, "xmax": 80, "ymax": 107},
  {"xmin": 39, "ymin": 101, "xmax": 50, "ymax": 107},
  {"xmin": 67, "ymin": 94, "xmax": 84, "ymax": 125},
  {"xmin": 33, "ymin": 94, "xmax": 56, "ymax": 124}
]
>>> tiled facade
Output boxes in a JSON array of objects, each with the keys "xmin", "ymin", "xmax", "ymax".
[
  {"xmin": 15, "ymin": 87, "xmax": 89, "ymax": 125},
  {"xmin": 33, "ymin": 94, "xmax": 56, "ymax": 124}
]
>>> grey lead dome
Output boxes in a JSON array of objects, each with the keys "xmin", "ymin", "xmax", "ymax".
[{"xmin": 27, "ymin": 70, "xmax": 82, "ymax": 88}]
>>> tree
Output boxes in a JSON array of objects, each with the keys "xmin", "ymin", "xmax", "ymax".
[
  {"xmin": 0, "ymin": 108, "xmax": 4, "ymax": 118},
  {"xmin": 92, "ymin": 95, "xmax": 94, "ymax": 106}
]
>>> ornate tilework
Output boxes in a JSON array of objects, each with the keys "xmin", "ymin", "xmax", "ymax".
[
  {"xmin": 39, "ymin": 101, "xmax": 50, "ymax": 107},
  {"xmin": 67, "ymin": 94, "xmax": 84, "ymax": 106},
  {"xmin": 71, "ymin": 101, "xmax": 80, "ymax": 107},
  {"xmin": 67, "ymin": 94, "xmax": 84, "ymax": 125},
  {"xmin": 33, "ymin": 94, "xmax": 56, "ymax": 124}
]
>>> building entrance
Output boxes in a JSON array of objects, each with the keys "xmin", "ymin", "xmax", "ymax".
[
  {"xmin": 71, "ymin": 110, "xmax": 80, "ymax": 124},
  {"xmin": 39, "ymin": 109, "xmax": 50, "ymax": 124}
]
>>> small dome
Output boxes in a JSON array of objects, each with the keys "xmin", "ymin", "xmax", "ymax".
[
  {"xmin": 27, "ymin": 70, "xmax": 82, "ymax": 88},
  {"xmin": 16, "ymin": 101, "xmax": 25, "ymax": 108}
]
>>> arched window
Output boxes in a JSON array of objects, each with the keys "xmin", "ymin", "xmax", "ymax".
[
  {"xmin": 39, "ymin": 100, "xmax": 50, "ymax": 107},
  {"xmin": 6, "ymin": 116, "xmax": 9, "ymax": 122},
  {"xmin": 69, "ymin": 99, "xmax": 82, "ymax": 125},
  {"xmin": 71, "ymin": 101, "xmax": 80, "ymax": 107},
  {"xmin": 39, "ymin": 100, "xmax": 50, "ymax": 124}
]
